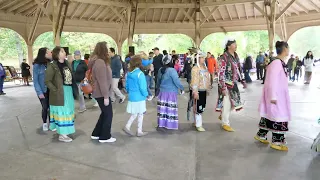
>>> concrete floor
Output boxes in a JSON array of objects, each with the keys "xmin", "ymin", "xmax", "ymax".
[{"xmin": 0, "ymin": 78, "xmax": 319, "ymax": 180}]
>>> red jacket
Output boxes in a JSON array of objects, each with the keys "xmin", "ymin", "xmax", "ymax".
[{"xmin": 207, "ymin": 57, "xmax": 217, "ymax": 74}]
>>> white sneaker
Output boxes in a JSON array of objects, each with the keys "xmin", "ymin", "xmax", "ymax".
[
  {"xmin": 93, "ymin": 102, "xmax": 99, "ymax": 107},
  {"xmin": 99, "ymin": 137, "xmax": 116, "ymax": 143},
  {"xmin": 51, "ymin": 128, "xmax": 57, "ymax": 132},
  {"xmin": 58, "ymin": 135, "xmax": 73, "ymax": 142},
  {"xmin": 91, "ymin": 136, "xmax": 99, "ymax": 140},
  {"xmin": 42, "ymin": 123, "xmax": 48, "ymax": 131},
  {"xmin": 147, "ymin": 95, "xmax": 154, "ymax": 101}
]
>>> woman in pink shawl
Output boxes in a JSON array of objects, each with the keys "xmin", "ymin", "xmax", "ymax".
[{"xmin": 254, "ymin": 41, "xmax": 291, "ymax": 151}]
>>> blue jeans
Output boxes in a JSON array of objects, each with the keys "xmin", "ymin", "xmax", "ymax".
[
  {"xmin": 0, "ymin": 76, "xmax": 4, "ymax": 93},
  {"xmin": 146, "ymin": 75, "xmax": 152, "ymax": 96}
]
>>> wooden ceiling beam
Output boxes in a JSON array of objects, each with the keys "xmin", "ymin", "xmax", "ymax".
[
  {"xmin": 34, "ymin": 0, "xmax": 53, "ymax": 22},
  {"xmin": 15, "ymin": 2, "xmax": 36, "ymax": 14},
  {"xmin": 167, "ymin": 8, "xmax": 173, "ymax": 23},
  {"xmin": 70, "ymin": 2, "xmax": 81, "ymax": 19},
  {"xmin": 88, "ymin": 5, "xmax": 102, "ymax": 21},
  {"xmin": 180, "ymin": 8, "xmax": 194, "ymax": 23},
  {"xmin": 159, "ymin": 8, "xmax": 164, "ymax": 22},
  {"xmin": 253, "ymin": 3, "xmax": 256, "ymax": 18},
  {"xmin": 110, "ymin": 6, "xmax": 126, "ymax": 23},
  {"xmin": 276, "ymin": 0, "xmax": 297, "ymax": 21},
  {"xmin": 94, "ymin": 6, "xmax": 106, "ymax": 21},
  {"xmin": 309, "ymin": 0, "xmax": 320, "ymax": 12},
  {"xmin": 243, "ymin": 3, "xmax": 248, "ymax": 19},
  {"xmin": 294, "ymin": 1, "xmax": 309, "ymax": 14},
  {"xmin": 252, "ymin": 2, "xmax": 267, "ymax": 17},
  {"xmin": 234, "ymin": 4, "xmax": 240, "ymax": 19},
  {"xmin": 225, "ymin": 5, "xmax": 232, "ymax": 20},
  {"xmin": 0, "ymin": 0, "xmax": 19, "ymax": 10},
  {"xmin": 6, "ymin": 0, "xmax": 31, "ymax": 13},
  {"xmin": 182, "ymin": 8, "xmax": 189, "ymax": 22},
  {"xmin": 174, "ymin": 9, "xmax": 181, "ymax": 23},
  {"xmin": 151, "ymin": 9, "xmax": 155, "ymax": 23},
  {"xmin": 70, "ymin": 0, "xmax": 128, "ymax": 8},
  {"xmin": 102, "ymin": 7, "xmax": 112, "ymax": 21},
  {"xmin": 200, "ymin": 6, "xmax": 218, "ymax": 25},
  {"xmin": 202, "ymin": 0, "xmax": 263, "ymax": 7},
  {"xmin": 79, "ymin": 4, "xmax": 91, "ymax": 20},
  {"xmin": 217, "ymin": 7, "xmax": 224, "ymax": 20},
  {"xmin": 136, "ymin": 8, "xmax": 150, "ymax": 20}
]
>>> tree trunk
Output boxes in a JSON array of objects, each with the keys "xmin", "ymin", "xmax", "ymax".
[{"xmin": 14, "ymin": 32, "xmax": 24, "ymax": 65}]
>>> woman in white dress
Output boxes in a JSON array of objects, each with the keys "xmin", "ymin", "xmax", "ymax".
[{"xmin": 303, "ymin": 51, "xmax": 314, "ymax": 84}]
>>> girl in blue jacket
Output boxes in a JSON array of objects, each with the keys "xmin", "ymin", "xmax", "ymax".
[{"xmin": 123, "ymin": 55, "xmax": 149, "ymax": 137}]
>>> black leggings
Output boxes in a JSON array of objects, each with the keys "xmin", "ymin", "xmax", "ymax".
[
  {"xmin": 92, "ymin": 97, "xmax": 113, "ymax": 140},
  {"xmin": 39, "ymin": 92, "xmax": 49, "ymax": 123}
]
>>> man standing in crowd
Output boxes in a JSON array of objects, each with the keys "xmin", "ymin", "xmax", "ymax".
[
  {"xmin": 206, "ymin": 52, "xmax": 217, "ymax": 86},
  {"xmin": 0, "ymin": 62, "xmax": 6, "ymax": 95},
  {"xmin": 152, "ymin": 47, "xmax": 163, "ymax": 94},
  {"xmin": 286, "ymin": 54, "xmax": 295, "ymax": 80},
  {"xmin": 256, "ymin": 51, "xmax": 265, "ymax": 80},
  {"xmin": 109, "ymin": 47, "xmax": 126, "ymax": 103},
  {"xmin": 72, "ymin": 50, "xmax": 88, "ymax": 113}
]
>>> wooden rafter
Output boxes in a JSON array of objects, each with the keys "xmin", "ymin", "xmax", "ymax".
[
  {"xmin": 243, "ymin": 3, "xmax": 248, "ymax": 19},
  {"xmin": 174, "ymin": 8, "xmax": 181, "ymax": 23},
  {"xmin": 180, "ymin": 8, "xmax": 194, "ymax": 23},
  {"xmin": 71, "ymin": 0, "xmax": 128, "ymax": 7},
  {"xmin": 200, "ymin": 8, "xmax": 207, "ymax": 22},
  {"xmin": 94, "ymin": 6, "xmax": 106, "ymax": 21},
  {"xmin": 276, "ymin": 0, "xmax": 297, "ymax": 21},
  {"xmin": 88, "ymin": 5, "xmax": 102, "ymax": 20},
  {"xmin": 15, "ymin": 2, "xmax": 36, "ymax": 14},
  {"xmin": 190, "ymin": 9, "xmax": 195, "ymax": 23},
  {"xmin": 252, "ymin": 3, "xmax": 267, "ymax": 17},
  {"xmin": 309, "ymin": 0, "xmax": 320, "ymax": 12},
  {"xmin": 167, "ymin": 8, "xmax": 172, "ymax": 23},
  {"xmin": 34, "ymin": 0, "xmax": 53, "ymax": 22},
  {"xmin": 110, "ymin": 6, "xmax": 126, "ymax": 23},
  {"xmin": 182, "ymin": 8, "xmax": 189, "ymax": 22},
  {"xmin": 159, "ymin": 8, "xmax": 164, "ymax": 22},
  {"xmin": 234, "ymin": 4, "xmax": 240, "ymax": 19},
  {"xmin": 217, "ymin": 7, "xmax": 224, "ymax": 20},
  {"xmin": 200, "ymin": 6, "xmax": 218, "ymax": 25},
  {"xmin": 151, "ymin": 8, "xmax": 155, "ymax": 23},
  {"xmin": 28, "ymin": 6, "xmax": 41, "ymax": 43},
  {"xmin": 79, "ymin": 4, "xmax": 91, "ymax": 20},
  {"xmin": 102, "ymin": 7, "xmax": 112, "ymax": 21},
  {"xmin": 70, "ymin": 2, "xmax": 81, "ymax": 19},
  {"xmin": 26, "ymin": 7, "xmax": 37, "ymax": 16},
  {"xmin": 253, "ymin": 3, "xmax": 256, "ymax": 18},
  {"xmin": 225, "ymin": 5, "xmax": 232, "ymax": 20},
  {"xmin": 144, "ymin": 8, "xmax": 147, "ymax": 23},
  {"xmin": 1, "ymin": 0, "xmax": 19, "ymax": 10},
  {"xmin": 294, "ymin": 1, "xmax": 309, "ymax": 13},
  {"xmin": 6, "ymin": 0, "xmax": 31, "ymax": 13},
  {"xmin": 136, "ymin": 8, "xmax": 150, "ymax": 20}
]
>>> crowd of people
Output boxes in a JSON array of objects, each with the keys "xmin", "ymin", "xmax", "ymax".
[{"xmin": 0, "ymin": 37, "xmax": 319, "ymax": 153}]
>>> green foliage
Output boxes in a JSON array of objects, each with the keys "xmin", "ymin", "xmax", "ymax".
[{"xmin": 0, "ymin": 28, "xmax": 26, "ymax": 61}]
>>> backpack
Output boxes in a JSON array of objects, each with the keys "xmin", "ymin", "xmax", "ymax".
[{"xmin": 83, "ymin": 60, "xmax": 96, "ymax": 94}]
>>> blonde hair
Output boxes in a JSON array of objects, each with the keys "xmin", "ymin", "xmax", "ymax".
[{"xmin": 137, "ymin": 51, "xmax": 149, "ymax": 60}]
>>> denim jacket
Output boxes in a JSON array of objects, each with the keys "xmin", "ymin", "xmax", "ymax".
[
  {"xmin": 157, "ymin": 67, "xmax": 184, "ymax": 94},
  {"xmin": 33, "ymin": 63, "xmax": 47, "ymax": 96}
]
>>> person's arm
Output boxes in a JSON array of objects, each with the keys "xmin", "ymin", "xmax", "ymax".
[
  {"xmin": 218, "ymin": 57, "xmax": 227, "ymax": 91},
  {"xmin": 266, "ymin": 60, "xmax": 281, "ymax": 101},
  {"xmin": 33, "ymin": 64, "xmax": 43, "ymax": 96},
  {"xmin": 190, "ymin": 67, "xmax": 199, "ymax": 92},
  {"xmin": 138, "ymin": 72, "xmax": 148, "ymax": 97},
  {"xmin": 45, "ymin": 63, "xmax": 58, "ymax": 92},
  {"xmin": 170, "ymin": 68, "xmax": 184, "ymax": 91},
  {"xmin": 116, "ymin": 57, "xmax": 122, "ymax": 73},
  {"xmin": 95, "ymin": 60, "xmax": 110, "ymax": 99}
]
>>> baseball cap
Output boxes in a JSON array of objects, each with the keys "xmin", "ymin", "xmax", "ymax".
[
  {"xmin": 152, "ymin": 47, "xmax": 159, "ymax": 51},
  {"xmin": 74, "ymin": 50, "xmax": 81, "ymax": 56}
]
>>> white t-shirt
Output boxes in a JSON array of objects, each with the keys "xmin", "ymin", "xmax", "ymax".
[{"xmin": 304, "ymin": 58, "xmax": 314, "ymax": 72}]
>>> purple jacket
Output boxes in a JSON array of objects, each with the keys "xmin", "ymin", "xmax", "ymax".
[{"xmin": 259, "ymin": 59, "xmax": 291, "ymax": 122}]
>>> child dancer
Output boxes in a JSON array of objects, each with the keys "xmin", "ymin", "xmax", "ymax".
[{"xmin": 123, "ymin": 55, "xmax": 149, "ymax": 137}]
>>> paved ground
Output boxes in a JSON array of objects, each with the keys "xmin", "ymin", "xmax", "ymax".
[{"xmin": 0, "ymin": 77, "xmax": 319, "ymax": 180}]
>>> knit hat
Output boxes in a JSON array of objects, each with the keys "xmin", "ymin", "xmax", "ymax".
[{"xmin": 74, "ymin": 50, "xmax": 81, "ymax": 56}]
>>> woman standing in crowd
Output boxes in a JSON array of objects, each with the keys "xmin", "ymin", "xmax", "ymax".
[
  {"xmin": 254, "ymin": 41, "xmax": 291, "ymax": 151},
  {"xmin": 173, "ymin": 55, "xmax": 181, "ymax": 76},
  {"xmin": 89, "ymin": 42, "xmax": 116, "ymax": 143},
  {"xmin": 45, "ymin": 46, "xmax": 78, "ymax": 142},
  {"xmin": 303, "ymin": 51, "xmax": 314, "ymax": 84},
  {"xmin": 123, "ymin": 55, "xmax": 148, "ymax": 137},
  {"xmin": 33, "ymin": 47, "xmax": 52, "ymax": 131},
  {"xmin": 21, "ymin": 59, "xmax": 31, "ymax": 86},
  {"xmin": 243, "ymin": 55, "xmax": 253, "ymax": 83},
  {"xmin": 156, "ymin": 55, "xmax": 184, "ymax": 131},
  {"xmin": 216, "ymin": 38, "xmax": 246, "ymax": 132},
  {"xmin": 190, "ymin": 52, "xmax": 210, "ymax": 132}
]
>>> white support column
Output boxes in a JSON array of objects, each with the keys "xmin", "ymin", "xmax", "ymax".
[{"xmin": 27, "ymin": 44, "xmax": 34, "ymax": 72}]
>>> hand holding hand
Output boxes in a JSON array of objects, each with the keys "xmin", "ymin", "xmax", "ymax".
[
  {"xmin": 104, "ymin": 98, "xmax": 110, "ymax": 106},
  {"xmin": 38, "ymin": 94, "xmax": 45, "ymax": 99},
  {"xmin": 271, "ymin": 100, "xmax": 277, "ymax": 104}
]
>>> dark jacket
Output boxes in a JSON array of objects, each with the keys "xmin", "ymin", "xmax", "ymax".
[
  {"xmin": 21, "ymin": 62, "xmax": 31, "ymax": 77},
  {"xmin": 71, "ymin": 60, "xmax": 88, "ymax": 83},
  {"xmin": 111, "ymin": 55, "xmax": 122, "ymax": 78},
  {"xmin": 244, "ymin": 56, "xmax": 253, "ymax": 70},
  {"xmin": 45, "ymin": 61, "xmax": 78, "ymax": 106},
  {"xmin": 286, "ymin": 58, "xmax": 295, "ymax": 69},
  {"xmin": 152, "ymin": 54, "xmax": 164, "ymax": 75}
]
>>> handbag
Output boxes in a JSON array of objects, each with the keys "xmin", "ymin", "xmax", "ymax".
[{"xmin": 81, "ymin": 61, "xmax": 96, "ymax": 94}]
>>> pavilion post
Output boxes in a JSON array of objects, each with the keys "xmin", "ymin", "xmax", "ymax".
[
  {"xmin": 128, "ymin": 1, "xmax": 137, "ymax": 47},
  {"xmin": 27, "ymin": 44, "xmax": 34, "ymax": 72},
  {"xmin": 264, "ymin": 0, "xmax": 277, "ymax": 55},
  {"xmin": 52, "ymin": 0, "xmax": 69, "ymax": 46},
  {"xmin": 195, "ymin": 0, "xmax": 201, "ymax": 48}
]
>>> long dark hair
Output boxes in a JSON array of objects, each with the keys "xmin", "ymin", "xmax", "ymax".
[
  {"xmin": 33, "ymin": 47, "xmax": 49, "ymax": 65},
  {"xmin": 92, "ymin": 41, "xmax": 110, "ymax": 65},
  {"xmin": 305, "ymin": 51, "xmax": 313, "ymax": 59}
]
